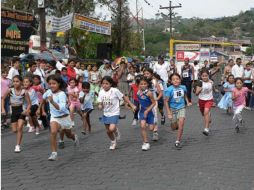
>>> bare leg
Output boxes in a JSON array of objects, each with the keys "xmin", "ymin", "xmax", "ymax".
[
  {"xmin": 50, "ymin": 122, "xmax": 60, "ymax": 152},
  {"xmin": 17, "ymin": 119, "xmax": 25, "ymax": 145},
  {"xmin": 105, "ymin": 124, "xmax": 115, "ymax": 141},
  {"xmin": 140, "ymin": 120, "xmax": 148, "ymax": 143},
  {"xmin": 176, "ymin": 118, "xmax": 185, "ymax": 141},
  {"xmin": 203, "ymin": 108, "xmax": 211, "ymax": 129}
]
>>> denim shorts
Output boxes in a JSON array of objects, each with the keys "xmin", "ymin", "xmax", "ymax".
[{"xmin": 102, "ymin": 115, "xmax": 119, "ymax": 125}]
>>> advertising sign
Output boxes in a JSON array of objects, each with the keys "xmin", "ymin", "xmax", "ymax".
[
  {"xmin": 73, "ymin": 14, "xmax": 111, "ymax": 35},
  {"xmin": 1, "ymin": 8, "xmax": 36, "ymax": 56},
  {"xmin": 176, "ymin": 51, "xmax": 200, "ymax": 61},
  {"xmin": 200, "ymin": 48, "xmax": 210, "ymax": 62},
  {"xmin": 46, "ymin": 13, "xmax": 73, "ymax": 32},
  {"xmin": 175, "ymin": 44, "xmax": 200, "ymax": 51}
]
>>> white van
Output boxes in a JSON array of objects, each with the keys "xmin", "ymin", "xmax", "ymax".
[{"xmin": 29, "ymin": 35, "xmax": 50, "ymax": 53}]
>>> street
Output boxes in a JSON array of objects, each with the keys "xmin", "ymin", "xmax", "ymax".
[{"xmin": 2, "ymin": 102, "xmax": 254, "ymax": 190}]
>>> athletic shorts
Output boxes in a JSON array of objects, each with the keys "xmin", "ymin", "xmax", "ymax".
[
  {"xmin": 50, "ymin": 115, "xmax": 72, "ymax": 129},
  {"xmin": 171, "ymin": 108, "xmax": 186, "ymax": 123},
  {"xmin": 102, "ymin": 115, "xmax": 119, "ymax": 125},
  {"xmin": 157, "ymin": 97, "xmax": 164, "ymax": 110},
  {"xmin": 30, "ymin": 105, "xmax": 39, "ymax": 117},
  {"xmin": 69, "ymin": 101, "xmax": 81, "ymax": 110},
  {"xmin": 198, "ymin": 99, "xmax": 214, "ymax": 114},
  {"xmin": 138, "ymin": 110, "xmax": 155, "ymax": 125},
  {"xmin": 11, "ymin": 106, "xmax": 26, "ymax": 123},
  {"xmin": 81, "ymin": 108, "xmax": 93, "ymax": 114}
]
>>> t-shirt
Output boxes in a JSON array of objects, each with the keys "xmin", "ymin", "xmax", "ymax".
[
  {"xmin": 42, "ymin": 90, "xmax": 69, "ymax": 117},
  {"xmin": 67, "ymin": 86, "xmax": 80, "ymax": 103},
  {"xmin": 31, "ymin": 85, "xmax": 44, "ymax": 102},
  {"xmin": 98, "ymin": 87, "xmax": 124, "ymax": 117},
  {"xmin": 198, "ymin": 81, "xmax": 213, "ymax": 100},
  {"xmin": 193, "ymin": 65, "xmax": 200, "ymax": 80},
  {"xmin": 153, "ymin": 62, "xmax": 170, "ymax": 82},
  {"xmin": 83, "ymin": 70, "xmax": 89, "ymax": 82},
  {"xmin": 165, "ymin": 85, "xmax": 187, "ymax": 110},
  {"xmin": 1, "ymin": 78, "xmax": 11, "ymax": 97},
  {"xmin": 79, "ymin": 91, "xmax": 94, "ymax": 110},
  {"xmin": 67, "ymin": 66, "xmax": 76, "ymax": 80},
  {"xmin": 131, "ymin": 83, "xmax": 139, "ymax": 101},
  {"xmin": 25, "ymin": 88, "xmax": 39, "ymax": 106},
  {"xmin": 232, "ymin": 64, "xmax": 244, "ymax": 78},
  {"xmin": 56, "ymin": 61, "xmax": 66, "ymax": 71},
  {"xmin": 243, "ymin": 69, "xmax": 252, "ymax": 83},
  {"xmin": 7, "ymin": 67, "xmax": 19, "ymax": 80},
  {"xmin": 232, "ymin": 87, "xmax": 248, "ymax": 107}
]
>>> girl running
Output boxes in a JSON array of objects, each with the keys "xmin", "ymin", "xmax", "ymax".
[
  {"xmin": 23, "ymin": 77, "xmax": 40, "ymax": 135},
  {"xmin": 89, "ymin": 65, "xmax": 101, "ymax": 104},
  {"xmin": 164, "ymin": 73, "xmax": 191, "ymax": 149},
  {"xmin": 1, "ymin": 75, "xmax": 31, "ymax": 152},
  {"xmin": 67, "ymin": 78, "xmax": 81, "ymax": 127},
  {"xmin": 79, "ymin": 82, "xmax": 94, "ymax": 134},
  {"xmin": 196, "ymin": 69, "xmax": 217, "ymax": 136},
  {"xmin": 143, "ymin": 68, "xmax": 163, "ymax": 141},
  {"xmin": 232, "ymin": 78, "xmax": 254, "ymax": 133},
  {"xmin": 98, "ymin": 76, "xmax": 135, "ymax": 150},
  {"xmin": 218, "ymin": 75, "xmax": 235, "ymax": 114},
  {"xmin": 137, "ymin": 77, "xmax": 156, "ymax": 151},
  {"xmin": 40, "ymin": 75, "xmax": 79, "ymax": 161}
]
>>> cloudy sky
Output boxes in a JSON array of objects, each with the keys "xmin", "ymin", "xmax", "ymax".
[
  {"xmin": 129, "ymin": 0, "xmax": 254, "ymax": 19},
  {"xmin": 96, "ymin": 0, "xmax": 254, "ymax": 19}
]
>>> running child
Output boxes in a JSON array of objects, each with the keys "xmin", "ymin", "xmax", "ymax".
[
  {"xmin": 40, "ymin": 75, "xmax": 79, "ymax": 161},
  {"xmin": 232, "ymin": 78, "xmax": 254, "ymax": 133},
  {"xmin": 195, "ymin": 69, "xmax": 217, "ymax": 136},
  {"xmin": 23, "ymin": 77, "xmax": 40, "ymax": 135},
  {"xmin": 98, "ymin": 76, "xmax": 136, "ymax": 150},
  {"xmin": 1, "ymin": 75, "xmax": 31, "ymax": 152},
  {"xmin": 67, "ymin": 78, "xmax": 81, "ymax": 127},
  {"xmin": 89, "ymin": 65, "xmax": 101, "ymax": 104},
  {"xmin": 137, "ymin": 77, "xmax": 156, "ymax": 151},
  {"xmin": 164, "ymin": 73, "xmax": 192, "ymax": 149},
  {"xmin": 218, "ymin": 74, "xmax": 235, "ymax": 114},
  {"xmin": 79, "ymin": 82, "xmax": 94, "ymax": 134},
  {"xmin": 1, "ymin": 69, "xmax": 11, "ymax": 128},
  {"xmin": 143, "ymin": 68, "xmax": 163, "ymax": 141}
]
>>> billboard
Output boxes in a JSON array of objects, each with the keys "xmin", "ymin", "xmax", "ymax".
[
  {"xmin": 175, "ymin": 44, "xmax": 200, "ymax": 51},
  {"xmin": 73, "ymin": 14, "xmax": 111, "ymax": 35},
  {"xmin": 46, "ymin": 13, "xmax": 73, "ymax": 33},
  {"xmin": 176, "ymin": 51, "xmax": 200, "ymax": 61},
  {"xmin": 1, "ymin": 8, "xmax": 36, "ymax": 57}
]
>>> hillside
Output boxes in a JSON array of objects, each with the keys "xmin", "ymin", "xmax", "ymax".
[{"xmin": 144, "ymin": 10, "xmax": 254, "ymax": 56}]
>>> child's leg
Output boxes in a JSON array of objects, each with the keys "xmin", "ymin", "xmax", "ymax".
[
  {"xmin": 11, "ymin": 122, "xmax": 18, "ymax": 133},
  {"xmin": 176, "ymin": 117, "xmax": 185, "ymax": 141},
  {"xmin": 50, "ymin": 121, "xmax": 60, "ymax": 152},
  {"xmin": 59, "ymin": 129, "xmax": 65, "ymax": 141},
  {"xmin": 105, "ymin": 124, "xmax": 115, "ymax": 141},
  {"xmin": 87, "ymin": 113, "xmax": 91, "ymax": 132},
  {"xmin": 140, "ymin": 120, "xmax": 148, "ymax": 142},
  {"xmin": 64, "ymin": 129, "xmax": 75, "ymax": 140},
  {"xmin": 203, "ymin": 108, "xmax": 211, "ymax": 129},
  {"xmin": 69, "ymin": 104, "xmax": 75, "ymax": 124},
  {"xmin": 17, "ymin": 119, "xmax": 25, "ymax": 145},
  {"xmin": 82, "ymin": 112, "xmax": 89, "ymax": 132}
]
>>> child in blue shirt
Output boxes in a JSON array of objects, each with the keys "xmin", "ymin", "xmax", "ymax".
[
  {"xmin": 164, "ymin": 73, "xmax": 192, "ymax": 149},
  {"xmin": 79, "ymin": 82, "xmax": 94, "ymax": 134},
  {"xmin": 40, "ymin": 75, "xmax": 79, "ymax": 161}
]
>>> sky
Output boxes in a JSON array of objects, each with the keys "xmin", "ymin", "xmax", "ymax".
[{"xmin": 96, "ymin": 0, "xmax": 254, "ymax": 20}]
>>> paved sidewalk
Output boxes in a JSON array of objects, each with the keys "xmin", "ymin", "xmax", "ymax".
[{"xmin": 2, "ymin": 105, "xmax": 254, "ymax": 190}]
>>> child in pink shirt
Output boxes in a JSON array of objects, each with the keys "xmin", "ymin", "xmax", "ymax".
[
  {"xmin": 67, "ymin": 78, "xmax": 81, "ymax": 127},
  {"xmin": 232, "ymin": 78, "xmax": 254, "ymax": 133}
]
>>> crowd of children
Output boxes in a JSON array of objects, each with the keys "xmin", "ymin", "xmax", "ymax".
[{"xmin": 1, "ymin": 56, "xmax": 254, "ymax": 160}]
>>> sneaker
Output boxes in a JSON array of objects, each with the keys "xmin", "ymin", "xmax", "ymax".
[
  {"xmin": 115, "ymin": 128, "xmax": 121, "ymax": 141},
  {"xmin": 202, "ymin": 128, "xmax": 209, "ymax": 136},
  {"xmin": 132, "ymin": 119, "xmax": 137, "ymax": 126},
  {"xmin": 14, "ymin": 145, "xmax": 21, "ymax": 153},
  {"xmin": 58, "ymin": 141, "xmax": 65, "ymax": 149},
  {"xmin": 175, "ymin": 141, "xmax": 181, "ymax": 149},
  {"xmin": 74, "ymin": 134, "xmax": 79, "ymax": 146},
  {"xmin": 235, "ymin": 126, "xmax": 240, "ymax": 133},
  {"xmin": 35, "ymin": 128, "xmax": 40, "ymax": 135},
  {"xmin": 81, "ymin": 130, "xmax": 86, "ymax": 135},
  {"xmin": 152, "ymin": 131, "xmax": 159, "ymax": 141},
  {"xmin": 48, "ymin": 152, "xmax": 58, "ymax": 161},
  {"xmin": 161, "ymin": 115, "xmax": 165, "ymax": 125},
  {"xmin": 109, "ymin": 140, "xmax": 117, "ymax": 150},
  {"xmin": 141, "ymin": 143, "xmax": 150, "ymax": 151},
  {"xmin": 28, "ymin": 127, "xmax": 35, "ymax": 133}
]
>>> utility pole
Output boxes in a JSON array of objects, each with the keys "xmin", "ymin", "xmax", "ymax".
[
  {"xmin": 38, "ymin": 0, "xmax": 46, "ymax": 51},
  {"xmin": 160, "ymin": 1, "xmax": 181, "ymax": 38},
  {"xmin": 136, "ymin": 0, "xmax": 139, "ymax": 33}
]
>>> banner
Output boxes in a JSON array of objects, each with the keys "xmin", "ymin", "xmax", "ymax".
[
  {"xmin": 46, "ymin": 13, "xmax": 73, "ymax": 32},
  {"xmin": 73, "ymin": 14, "xmax": 111, "ymax": 35},
  {"xmin": 1, "ymin": 8, "xmax": 36, "ymax": 57},
  {"xmin": 176, "ymin": 51, "xmax": 200, "ymax": 61},
  {"xmin": 175, "ymin": 44, "xmax": 200, "ymax": 51},
  {"xmin": 200, "ymin": 48, "xmax": 210, "ymax": 62}
]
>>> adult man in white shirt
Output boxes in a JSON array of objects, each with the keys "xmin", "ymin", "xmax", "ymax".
[
  {"xmin": 56, "ymin": 60, "xmax": 66, "ymax": 71},
  {"xmin": 99, "ymin": 59, "xmax": 113, "ymax": 78},
  {"xmin": 153, "ymin": 56, "xmax": 170, "ymax": 87},
  {"xmin": 7, "ymin": 57, "xmax": 20, "ymax": 81},
  {"xmin": 232, "ymin": 58, "xmax": 244, "ymax": 78},
  {"xmin": 34, "ymin": 59, "xmax": 46, "ymax": 87}
]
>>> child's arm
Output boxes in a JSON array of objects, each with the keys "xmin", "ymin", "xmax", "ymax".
[
  {"xmin": 1, "ymin": 89, "xmax": 10, "ymax": 115},
  {"xmin": 144, "ymin": 91, "xmax": 156, "ymax": 117},
  {"xmin": 23, "ymin": 92, "xmax": 31, "ymax": 115},
  {"xmin": 248, "ymin": 89, "xmax": 254, "ymax": 95},
  {"xmin": 155, "ymin": 83, "xmax": 163, "ymax": 101},
  {"xmin": 128, "ymin": 85, "xmax": 133, "ymax": 99},
  {"xmin": 195, "ymin": 86, "xmax": 202, "ymax": 96},
  {"xmin": 123, "ymin": 95, "xmax": 136, "ymax": 112},
  {"xmin": 164, "ymin": 96, "xmax": 173, "ymax": 120},
  {"xmin": 232, "ymin": 91, "xmax": 239, "ymax": 101},
  {"xmin": 79, "ymin": 93, "xmax": 85, "ymax": 103},
  {"xmin": 185, "ymin": 94, "xmax": 192, "ymax": 106}
]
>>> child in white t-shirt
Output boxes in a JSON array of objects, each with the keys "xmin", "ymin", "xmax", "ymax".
[{"xmin": 98, "ymin": 76, "xmax": 136, "ymax": 150}]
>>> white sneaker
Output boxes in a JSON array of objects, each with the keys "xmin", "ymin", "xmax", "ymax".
[
  {"xmin": 14, "ymin": 145, "xmax": 21, "ymax": 153},
  {"xmin": 115, "ymin": 128, "xmax": 121, "ymax": 141},
  {"xmin": 109, "ymin": 140, "xmax": 117, "ymax": 150},
  {"xmin": 202, "ymin": 128, "xmax": 209, "ymax": 136},
  {"xmin": 132, "ymin": 119, "xmax": 137, "ymax": 126},
  {"xmin": 74, "ymin": 134, "xmax": 79, "ymax": 146},
  {"xmin": 28, "ymin": 127, "xmax": 35, "ymax": 133},
  {"xmin": 141, "ymin": 143, "xmax": 150, "ymax": 151},
  {"xmin": 35, "ymin": 128, "xmax": 40, "ymax": 135},
  {"xmin": 48, "ymin": 152, "xmax": 58, "ymax": 161}
]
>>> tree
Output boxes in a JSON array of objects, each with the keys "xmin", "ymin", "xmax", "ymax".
[{"xmin": 245, "ymin": 46, "xmax": 254, "ymax": 56}]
